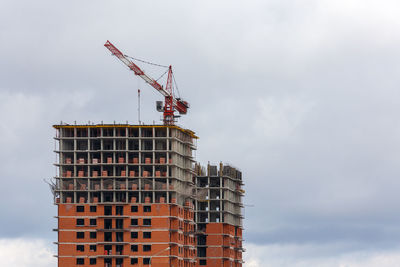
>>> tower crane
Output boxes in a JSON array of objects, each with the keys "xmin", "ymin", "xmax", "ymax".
[{"xmin": 104, "ymin": 40, "xmax": 189, "ymax": 125}]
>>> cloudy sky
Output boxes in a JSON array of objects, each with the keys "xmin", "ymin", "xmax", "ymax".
[{"xmin": 1, "ymin": 0, "xmax": 400, "ymax": 266}]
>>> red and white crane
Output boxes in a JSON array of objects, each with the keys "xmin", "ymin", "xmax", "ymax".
[{"xmin": 104, "ymin": 40, "xmax": 189, "ymax": 125}]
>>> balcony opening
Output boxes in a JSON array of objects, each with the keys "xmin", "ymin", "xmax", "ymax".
[
  {"xmin": 116, "ymin": 206, "xmax": 123, "ymax": 215},
  {"xmin": 197, "ymin": 235, "xmax": 207, "ymax": 246},
  {"xmin": 116, "ymin": 219, "xmax": 123, "ymax": 229},
  {"xmin": 104, "ymin": 219, "xmax": 112, "ymax": 229},
  {"xmin": 104, "ymin": 206, "xmax": 112, "ymax": 215},
  {"xmin": 116, "ymin": 245, "xmax": 123, "ymax": 255},
  {"xmin": 104, "ymin": 245, "xmax": 112, "ymax": 255},
  {"xmin": 104, "ymin": 232, "xmax": 112, "ymax": 242}
]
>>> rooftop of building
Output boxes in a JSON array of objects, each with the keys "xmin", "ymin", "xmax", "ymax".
[{"xmin": 53, "ymin": 123, "xmax": 199, "ymax": 139}]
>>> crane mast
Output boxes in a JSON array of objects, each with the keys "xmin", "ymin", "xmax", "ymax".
[{"xmin": 104, "ymin": 40, "xmax": 189, "ymax": 125}]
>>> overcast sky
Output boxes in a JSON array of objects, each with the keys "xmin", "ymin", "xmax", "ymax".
[{"xmin": 1, "ymin": 0, "xmax": 400, "ymax": 266}]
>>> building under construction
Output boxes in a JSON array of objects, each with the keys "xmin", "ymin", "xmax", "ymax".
[
  {"xmin": 195, "ymin": 163, "xmax": 244, "ymax": 266},
  {"xmin": 51, "ymin": 41, "xmax": 244, "ymax": 267}
]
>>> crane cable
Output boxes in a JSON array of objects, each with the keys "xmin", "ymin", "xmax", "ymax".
[
  {"xmin": 125, "ymin": 53, "xmax": 181, "ymax": 98},
  {"xmin": 155, "ymin": 68, "xmax": 169, "ymax": 82},
  {"xmin": 172, "ymin": 72, "xmax": 181, "ymax": 99},
  {"xmin": 124, "ymin": 54, "xmax": 168, "ymax": 68}
]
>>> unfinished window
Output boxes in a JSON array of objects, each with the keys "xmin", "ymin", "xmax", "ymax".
[
  {"xmin": 90, "ymin": 206, "xmax": 97, "ymax": 212},
  {"xmin": 89, "ymin": 258, "xmax": 96, "ymax": 265},
  {"xmin": 155, "ymin": 140, "xmax": 166, "ymax": 150},
  {"xmin": 116, "ymin": 140, "xmax": 125, "ymax": 150},
  {"xmin": 76, "ymin": 245, "xmax": 84, "ymax": 252},
  {"xmin": 103, "ymin": 128, "xmax": 113, "ymax": 137},
  {"xmin": 116, "ymin": 206, "xmax": 123, "ymax": 215},
  {"xmin": 131, "ymin": 205, "xmax": 138, "ymax": 212},
  {"xmin": 89, "ymin": 245, "xmax": 96, "ymax": 252},
  {"xmin": 105, "ymin": 179, "xmax": 115, "ymax": 191},
  {"xmin": 128, "ymin": 128, "xmax": 139, "ymax": 137},
  {"xmin": 143, "ymin": 219, "xmax": 151, "ymax": 226},
  {"xmin": 210, "ymin": 177, "xmax": 220, "ymax": 187},
  {"xmin": 103, "ymin": 192, "xmax": 113, "ymax": 202},
  {"xmin": 143, "ymin": 245, "xmax": 151, "ymax": 252},
  {"xmin": 76, "ymin": 258, "xmax": 84, "ymax": 265},
  {"xmin": 116, "ymin": 128, "xmax": 126, "ymax": 137},
  {"xmin": 131, "ymin": 258, "xmax": 138, "ymax": 264},
  {"xmin": 143, "ymin": 206, "xmax": 151, "ymax": 212},
  {"xmin": 155, "ymin": 128, "xmax": 167, "ymax": 137},
  {"xmin": 104, "ymin": 206, "xmax": 112, "ymax": 215},
  {"xmin": 128, "ymin": 140, "xmax": 139, "ymax": 150},
  {"xmin": 143, "ymin": 258, "xmax": 151, "ymax": 265},
  {"xmin": 143, "ymin": 232, "xmax": 151, "ymax": 239},
  {"xmin": 90, "ymin": 128, "xmax": 100, "ymax": 137},
  {"xmin": 104, "ymin": 219, "xmax": 112, "ymax": 229},
  {"xmin": 116, "ymin": 191, "xmax": 126, "ymax": 202},
  {"xmin": 116, "ymin": 219, "xmax": 123, "ymax": 229},
  {"xmin": 62, "ymin": 140, "xmax": 74, "ymax": 150},
  {"xmin": 198, "ymin": 202, "xmax": 208, "ymax": 211},
  {"xmin": 141, "ymin": 128, "xmax": 152, "ymax": 137},
  {"xmin": 76, "ymin": 140, "xmax": 88, "ymax": 150},
  {"xmin": 116, "ymin": 232, "xmax": 124, "ymax": 242},
  {"xmin": 76, "ymin": 232, "xmax": 84, "ymax": 239},
  {"xmin": 131, "ymin": 244, "xmax": 138, "ymax": 252},
  {"xmin": 199, "ymin": 212, "xmax": 209, "ymax": 223},
  {"xmin": 141, "ymin": 179, "xmax": 152, "ymax": 192},
  {"xmin": 76, "ymin": 219, "xmax": 84, "ymax": 226},
  {"xmin": 142, "ymin": 140, "xmax": 153, "ymax": 150},
  {"xmin": 131, "ymin": 232, "xmax": 138, "ymax": 239},
  {"xmin": 116, "ymin": 245, "xmax": 123, "ymax": 254},
  {"xmin": 197, "ymin": 235, "xmax": 207, "ymax": 246},
  {"xmin": 90, "ymin": 219, "xmax": 97, "ymax": 226},
  {"xmin": 104, "ymin": 232, "xmax": 112, "ymax": 242},
  {"xmin": 89, "ymin": 232, "xmax": 97, "ymax": 239},
  {"xmin": 76, "ymin": 128, "xmax": 88, "ymax": 137},
  {"xmin": 62, "ymin": 128, "xmax": 74, "ymax": 137},
  {"xmin": 131, "ymin": 219, "xmax": 138, "ymax": 226},
  {"xmin": 104, "ymin": 140, "xmax": 114, "ymax": 150},
  {"xmin": 90, "ymin": 140, "xmax": 101, "ymax": 150},
  {"xmin": 197, "ymin": 223, "xmax": 206, "ymax": 232},
  {"xmin": 76, "ymin": 206, "xmax": 84, "ymax": 212},
  {"xmin": 210, "ymin": 213, "xmax": 220, "ymax": 223},
  {"xmin": 199, "ymin": 259, "xmax": 207, "ymax": 265}
]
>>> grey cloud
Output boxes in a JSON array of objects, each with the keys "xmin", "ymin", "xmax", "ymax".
[{"xmin": 1, "ymin": 0, "xmax": 400, "ymax": 263}]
